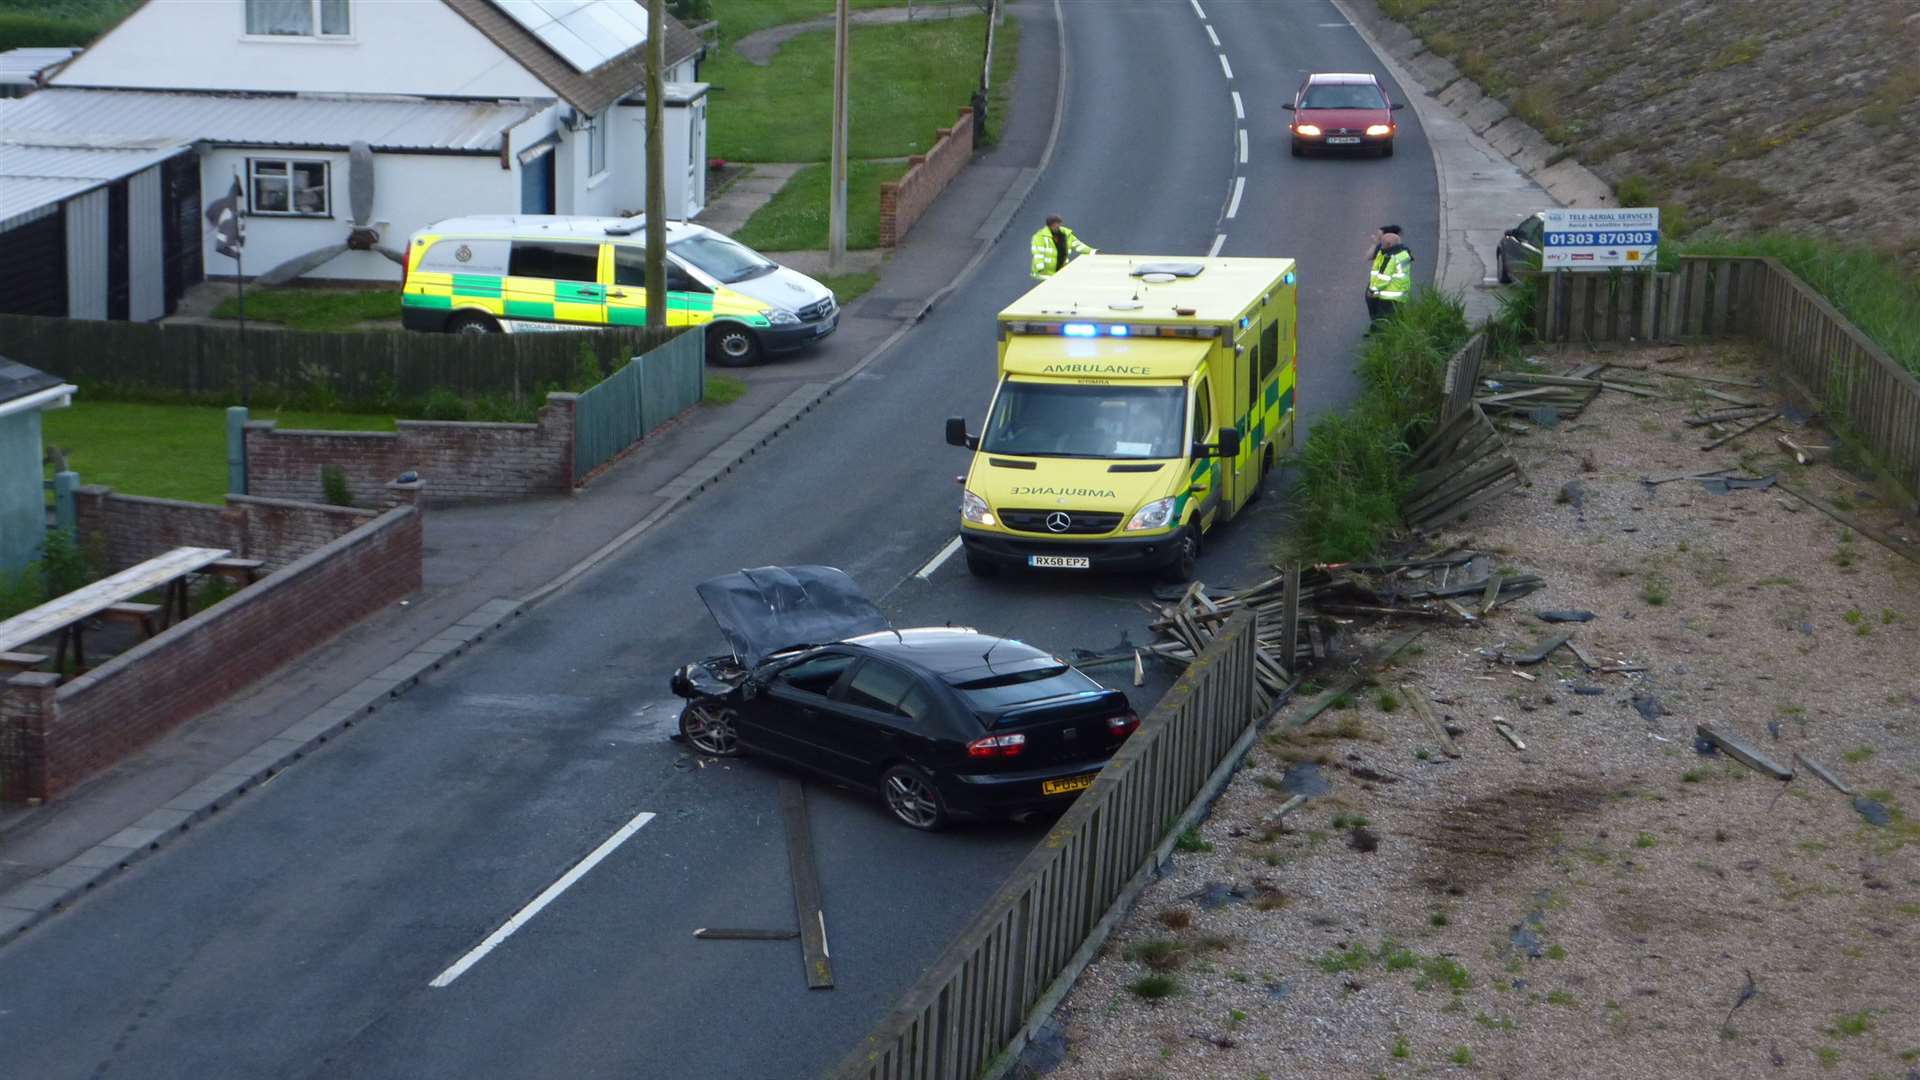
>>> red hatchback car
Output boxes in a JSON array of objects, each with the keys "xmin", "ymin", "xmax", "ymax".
[{"xmin": 1285, "ymin": 72, "xmax": 1404, "ymax": 157}]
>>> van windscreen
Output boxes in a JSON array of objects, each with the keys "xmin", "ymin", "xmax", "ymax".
[
  {"xmin": 981, "ymin": 382, "xmax": 1186, "ymax": 459},
  {"xmin": 670, "ymin": 233, "xmax": 776, "ymax": 284}
]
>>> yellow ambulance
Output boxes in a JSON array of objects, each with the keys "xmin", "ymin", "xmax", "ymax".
[
  {"xmin": 399, "ymin": 215, "xmax": 839, "ymax": 365},
  {"xmin": 945, "ymin": 255, "xmax": 1298, "ymax": 581}
]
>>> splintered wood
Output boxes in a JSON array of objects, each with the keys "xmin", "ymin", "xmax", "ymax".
[{"xmin": 1400, "ymin": 405, "xmax": 1522, "ymax": 532}]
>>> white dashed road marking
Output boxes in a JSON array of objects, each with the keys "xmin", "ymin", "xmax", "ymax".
[
  {"xmin": 1238, "ymin": 128, "xmax": 1248, "ymax": 164},
  {"xmin": 1232, "ymin": 91, "xmax": 1244, "ymax": 120},
  {"xmin": 1209, "ymin": 233, "xmax": 1227, "ymax": 257},
  {"xmin": 1218, "ymin": 54, "xmax": 1233, "ymax": 79},
  {"xmin": 1205, "ymin": 24, "xmax": 1219, "ymax": 46},
  {"xmin": 1189, "ymin": 0, "xmax": 1206, "ymax": 17},
  {"xmin": 1226, "ymin": 176, "xmax": 1245, "ymax": 219},
  {"xmin": 914, "ymin": 536, "xmax": 962, "ymax": 579}
]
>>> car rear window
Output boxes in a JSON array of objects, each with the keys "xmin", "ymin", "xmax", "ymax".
[
  {"xmin": 952, "ymin": 666, "xmax": 1101, "ymax": 712},
  {"xmin": 1302, "ymin": 83, "xmax": 1386, "ymax": 109}
]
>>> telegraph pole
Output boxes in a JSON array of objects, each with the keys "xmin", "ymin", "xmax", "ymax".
[
  {"xmin": 827, "ymin": 0, "xmax": 850, "ymax": 272},
  {"xmin": 644, "ymin": 0, "xmax": 667, "ymax": 329}
]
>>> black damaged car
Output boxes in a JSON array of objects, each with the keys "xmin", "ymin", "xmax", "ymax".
[{"xmin": 669, "ymin": 565, "xmax": 1138, "ymax": 830}]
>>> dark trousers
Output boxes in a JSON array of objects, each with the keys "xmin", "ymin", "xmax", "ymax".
[{"xmin": 1365, "ymin": 294, "xmax": 1397, "ymax": 328}]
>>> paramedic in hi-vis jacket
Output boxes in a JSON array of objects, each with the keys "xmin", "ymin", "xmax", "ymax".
[{"xmin": 1030, "ymin": 215, "xmax": 1095, "ymax": 280}]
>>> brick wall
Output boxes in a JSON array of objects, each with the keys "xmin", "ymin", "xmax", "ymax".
[
  {"xmin": 879, "ymin": 107, "xmax": 976, "ymax": 248},
  {"xmin": 244, "ymin": 393, "xmax": 577, "ymax": 506},
  {"xmin": 71, "ymin": 486, "xmax": 382, "ymax": 572},
  {"xmin": 1, "ymin": 506, "xmax": 423, "ymax": 802}
]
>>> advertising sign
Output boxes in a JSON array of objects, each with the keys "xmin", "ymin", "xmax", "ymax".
[{"xmin": 1542, "ymin": 207, "xmax": 1660, "ymax": 271}]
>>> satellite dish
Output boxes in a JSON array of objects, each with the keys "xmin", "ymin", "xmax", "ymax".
[{"xmin": 1141, "ymin": 272, "xmax": 1176, "ymax": 284}]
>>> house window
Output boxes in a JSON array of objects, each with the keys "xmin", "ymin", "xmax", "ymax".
[
  {"xmin": 248, "ymin": 158, "xmax": 330, "ymax": 216},
  {"xmin": 246, "ymin": 0, "xmax": 350, "ymax": 37},
  {"xmin": 587, "ymin": 111, "xmax": 608, "ymax": 177}
]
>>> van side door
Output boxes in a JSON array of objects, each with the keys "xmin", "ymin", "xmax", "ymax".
[
  {"xmin": 504, "ymin": 240, "xmax": 605, "ymax": 327},
  {"xmin": 1187, "ymin": 374, "xmax": 1222, "ymax": 529},
  {"xmin": 606, "ymin": 245, "xmax": 716, "ymax": 328}
]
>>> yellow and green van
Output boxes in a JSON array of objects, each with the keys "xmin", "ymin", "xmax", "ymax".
[
  {"xmin": 400, "ymin": 215, "xmax": 839, "ymax": 365},
  {"xmin": 945, "ymin": 255, "xmax": 1298, "ymax": 581}
]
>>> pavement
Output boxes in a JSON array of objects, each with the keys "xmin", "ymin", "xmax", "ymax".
[{"xmin": 0, "ymin": 2, "xmax": 1571, "ymax": 1075}]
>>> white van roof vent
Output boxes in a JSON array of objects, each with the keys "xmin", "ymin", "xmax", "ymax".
[{"xmin": 1129, "ymin": 262, "xmax": 1204, "ymax": 278}]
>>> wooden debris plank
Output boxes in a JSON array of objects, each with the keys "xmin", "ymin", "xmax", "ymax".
[
  {"xmin": 1480, "ymin": 573, "xmax": 1503, "ymax": 615},
  {"xmin": 1307, "ymin": 622, "xmax": 1327, "ymax": 663},
  {"xmin": 1598, "ymin": 380, "xmax": 1663, "ymax": 398},
  {"xmin": 1314, "ymin": 603, "xmax": 1455, "ymax": 621},
  {"xmin": 1565, "ymin": 638, "xmax": 1599, "ymax": 671},
  {"xmin": 1597, "ymin": 664, "xmax": 1646, "ymax": 673},
  {"xmin": 1493, "ymin": 721, "xmax": 1526, "ymax": 750},
  {"xmin": 1412, "ymin": 472, "xmax": 1522, "ymax": 531},
  {"xmin": 1401, "ymin": 684, "xmax": 1459, "ymax": 758},
  {"xmin": 1642, "ymin": 467, "xmax": 1735, "ymax": 485},
  {"xmin": 1699, "ymin": 387, "xmax": 1761, "ymax": 407},
  {"xmin": 1277, "ymin": 629, "xmax": 1427, "ymax": 731},
  {"xmin": 1793, "ymin": 753, "xmax": 1852, "ymax": 796},
  {"xmin": 1404, "ymin": 456, "xmax": 1517, "ymax": 521},
  {"xmin": 1695, "ymin": 724, "xmax": 1793, "ymax": 780},
  {"xmin": 1606, "ymin": 364, "xmax": 1762, "ymax": 388},
  {"xmin": 1684, "ymin": 407, "xmax": 1773, "ymax": 427},
  {"xmin": 1501, "ymin": 632, "xmax": 1572, "ymax": 665},
  {"xmin": 1441, "ymin": 598, "xmax": 1477, "ymax": 622},
  {"xmin": 1272, "ymin": 794, "xmax": 1310, "ymax": 820},
  {"xmin": 1133, "ymin": 649, "xmax": 1145, "ymax": 687},
  {"xmin": 1700, "ymin": 411, "xmax": 1780, "ymax": 451},
  {"xmin": 1775, "ymin": 484, "xmax": 1920, "ymax": 568},
  {"xmin": 1488, "ymin": 371, "xmax": 1603, "ymax": 388},
  {"xmin": 1476, "ymin": 387, "xmax": 1561, "ymax": 406}
]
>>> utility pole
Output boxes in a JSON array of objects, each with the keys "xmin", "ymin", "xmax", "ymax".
[
  {"xmin": 827, "ymin": 0, "xmax": 849, "ymax": 272},
  {"xmin": 644, "ymin": 0, "xmax": 667, "ymax": 329}
]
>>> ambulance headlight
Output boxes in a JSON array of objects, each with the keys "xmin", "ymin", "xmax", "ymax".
[
  {"xmin": 961, "ymin": 489, "xmax": 996, "ymax": 527},
  {"xmin": 1126, "ymin": 496, "xmax": 1177, "ymax": 532},
  {"xmin": 763, "ymin": 308, "xmax": 801, "ymax": 326}
]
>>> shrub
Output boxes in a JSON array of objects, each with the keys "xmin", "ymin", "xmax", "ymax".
[
  {"xmin": 320, "ymin": 465, "xmax": 353, "ymax": 507},
  {"xmin": 570, "ymin": 339, "xmax": 607, "ymax": 391},
  {"xmin": 421, "ymin": 389, "xmax": 471, "ymax": 421}
]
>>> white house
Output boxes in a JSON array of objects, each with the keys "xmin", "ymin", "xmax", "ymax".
[{"xmin": 0, "ymin": 0, "xmax": 710, "ymax": 302}]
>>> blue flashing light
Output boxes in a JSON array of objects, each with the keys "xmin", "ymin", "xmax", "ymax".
[
  {"xmin": 1107, "ymin": 324, "xmax": 1129, "ymax": 337},
  {"xmin": 1283, "ymin": 271, "xmax": 1296, "ymax": 286},
  {"xmin": 1062, "ymin": 322, "xmax": 1097, "ymax": 337}
]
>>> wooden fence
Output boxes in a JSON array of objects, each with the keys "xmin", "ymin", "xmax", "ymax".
[
  {"xmin": 1537, "ymin": 257, "xmax": 1920, "ymax": 501},
  {"xmin": 1438, "ymin": 331, "xmax": 1490, "ymax": 425},
  {"xmin": 572, "ymin": 329, "xmax": 704, "ymax": 481},
  {"xmin": 832, "ymin": 613, "xmax": 1261, "ymax": 1080},
  {"xmin": 0, "ymin": 314, "xmax": 678, "ymax": 408}
]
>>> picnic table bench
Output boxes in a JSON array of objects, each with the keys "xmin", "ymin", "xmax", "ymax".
[{"xmin": 0, "ymin": 547, "xmax": 235, "ymax": 675}]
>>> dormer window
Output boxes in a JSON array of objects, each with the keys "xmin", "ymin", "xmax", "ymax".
[{"xmin": 245, "ymin": 0, "xmax": 350, "ymax": 38}]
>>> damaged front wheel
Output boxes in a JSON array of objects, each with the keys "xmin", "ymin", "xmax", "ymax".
[{"xmin": 679, "ymin": 700, "xmax": 743, "ymax": 757}]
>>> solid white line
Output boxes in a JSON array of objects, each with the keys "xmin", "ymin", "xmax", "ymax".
[
  {"xmin": 1189, "ymin": 0, "xmax": 1206, "ymax": 17},
  {"xmin": 1237, "ymin": 128, "xmax": 1248, "ymax": 164},
  {"xmin": 914, "ymin": 536, "xmax": 963, "ymax": 579},
  {"xmin": 1226, "ymin": 177, "xmax": 1245, "ymax": 219},
  {"xmin": 429, "ymin": 810, "xmax": 657, "ymax": 988},
  {"xmin": 1205, "ymin": 24, "xmax": 1219, "ymax": 46},
  {"xmin": 1209, "ymin": 233, "xmax": 1227, "ymax": 257},
  {"xmin": 1232, "ymin": 91, "xmax": 1244, "ymax": 120},
  {"xmin": 1218, "ymin": 54, "xmax": 1233, "ymax": 79}
]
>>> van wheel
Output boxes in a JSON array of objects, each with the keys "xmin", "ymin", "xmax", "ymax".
[
  {"xmin": 965, "ymin": 550, "xmax": 1000, "ymax": 578},
  {"xmin": 1159, "ymin": 530, "xmax": 1199, "ymax": 584},
  {"xmin": 707, "ymin": 322, "xmax": 763, "ymax": 367},
  {"xmin": 448, "ymin": 312, "xmax": 500, "ymax": 334}
]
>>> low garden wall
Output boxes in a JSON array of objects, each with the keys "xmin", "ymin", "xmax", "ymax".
[
  {"xmin": 1, "ymin": 506, "xmax": 423, "ymax": 802},
  {"xmin": 879, "ymin": 106, "xmax": 976, "ymax": 247},
  {"xmin": 70, "ymin": 484, "xmax": 417, "ymax": 572}
]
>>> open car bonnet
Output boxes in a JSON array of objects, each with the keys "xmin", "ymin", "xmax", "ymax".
[{"xmin": 694, "ymin": 565, "xmax": 891, "ymax": 667}]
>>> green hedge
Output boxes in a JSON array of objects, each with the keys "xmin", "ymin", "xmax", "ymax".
[
  {"xmin": 0, "ymin": 12, "xmax": 96, "ymax": 49},
  {"xmin": 1292, "ymin": 291, "xmax": 1471, "ymax": 562}
]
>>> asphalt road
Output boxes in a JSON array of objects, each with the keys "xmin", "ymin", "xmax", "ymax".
[{"xmin": 0, "ymin": 4, "xmax": 1436, "ymax": 1077}]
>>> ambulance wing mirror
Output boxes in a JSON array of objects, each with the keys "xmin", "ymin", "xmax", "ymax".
[
  {"xmin": 945, "ymin": 417, "xmax": 978, "ymax": 450},
  {"xmin": 1216, "ymin": 428, "xmax": 1243, "ymax": 459}
]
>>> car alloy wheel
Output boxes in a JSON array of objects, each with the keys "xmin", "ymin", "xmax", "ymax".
[
  {"xmin": 680, "ymin": 701, "xmax": 741, "ymax": 756},
  {"xmin": 881, "ymin": 764, "xmax": 948, "ymax": 830}
]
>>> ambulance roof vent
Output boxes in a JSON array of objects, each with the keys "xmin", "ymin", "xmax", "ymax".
[
  {"xmin": 1108, "ymin": 299, "xmax": 1144, "ymax": 310},
  {"xmin": 1129, "ymin": 262, "xmax": 1204, "ymax": 278}
]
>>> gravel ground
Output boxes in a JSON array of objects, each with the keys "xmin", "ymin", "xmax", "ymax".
[{"xmin": 1038, "ymin": 344, "xmax": 1920, "ymax": 1080}]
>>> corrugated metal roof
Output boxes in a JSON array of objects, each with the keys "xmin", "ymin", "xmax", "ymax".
[
  {"xmin": 0, "ymin": 47, "xmax": 78, "ymax": 86},
  {"xmin": 0, "ymin": 88, "xmax": 540, "ymax": 153},
  {"xmin": 0, "ymin": 140, "xmax": 189, "ymax": 224}
]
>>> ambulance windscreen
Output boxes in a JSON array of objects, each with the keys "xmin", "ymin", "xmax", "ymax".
[{"xmin": 980, "ymin": 383, "xmax": 1186, "ymax": 460}]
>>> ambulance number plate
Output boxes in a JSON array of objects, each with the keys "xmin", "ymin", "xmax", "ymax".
[{"xmin": 1029, "ymin": 555, "xmax": 1091, "ymax": 569}]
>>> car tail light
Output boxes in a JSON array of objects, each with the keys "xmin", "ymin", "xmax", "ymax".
[
  {"xmin": 1107, "ymin": 712, "xmax": 1140, "ymax": 737},
  {"xmin": 967, "ymin": 733, "xmax": 1027, "ymax": 758}
]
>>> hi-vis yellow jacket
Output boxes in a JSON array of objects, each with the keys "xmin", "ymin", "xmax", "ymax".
[
  {"xmin": 1368, "ymin": 246, "xmax": 1413, "ymax": 301},
  {"xmin": 1030, "ymin": 224, "xmax": 1094, "ymax": 280}
]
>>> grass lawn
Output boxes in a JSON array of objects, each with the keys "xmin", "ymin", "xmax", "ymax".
[
  {"xmin": 42, "ymin": 402, "xmax": 395, "ymax": 505},
  {"xmin": 712, "ymin": 0, "xmax": 924, "ymax": 44},
  {"xmin": 707, "ymin": 16, "xmax": 990, "ymax": 162},
  {"xmin": 703, "ymin": 374, "xmax": 748, "ymax": 406},
  {"xmin": 734, "ymin": 160, "xmax": 910, "ymax": 251},
  {"xmin": 819, "ymin": 271, "xmax": 881, "ymax": 304},
  {"xmin": 211, "ymin": 287, "xmax": 402, "ymax": 332}
]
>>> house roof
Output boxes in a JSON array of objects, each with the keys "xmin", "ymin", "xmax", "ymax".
[
  {"xmin": 0, "ymin": 88, "xmax": 540, "ymax": 155},
  {"xmin": 0, "ymin": 357, "xmax": 65, "ymax": 408},
  {"xmin": 442, "ymin": 0, "xmax": 704, "ymax": 116},
  {"xmin": 0, "ymin": 136, "xmax": 191, "ymax": 224},
  {"xmin": 0, "ymin": 47, "xmax": 78, "ymax": 87}
]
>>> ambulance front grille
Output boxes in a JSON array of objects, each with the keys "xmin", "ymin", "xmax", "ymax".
[{"xmin": 1000, "ymin": 509, "xmax": 1124, "ymax": 535}]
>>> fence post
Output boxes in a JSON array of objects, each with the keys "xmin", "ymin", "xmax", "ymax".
[
  {"xmin": 52, "ymin": 471, "xmax": 79, "ymax": 533},
  {"xmin": 226, "ymin": 405, "xmax": 249, "ymax": 496}
]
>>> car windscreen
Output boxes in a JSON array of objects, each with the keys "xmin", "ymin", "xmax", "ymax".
[
  {"xmin": 951, "ymin": 665, "xmax": 1102, "ymax": 713},
  {"xmin": 980, "ymin": 381, "xmax": 1186, "ymax": 459},
  {"xmin": 669, "ymin": 233, "xmax": 777, "ymax": 284},
  {"xmin": 1302, "ymin": 83, "xmax": 1386, "ymax": 109}
]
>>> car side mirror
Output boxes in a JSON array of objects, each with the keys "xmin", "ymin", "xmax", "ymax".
[
  {"xmin": 1281, "ymin": 103, "xmax": 1296, "ymax": 111},
  {"xmin": 1216, "ymin": 428, "xmax": 1243, "ymax": 459},
  {"xmin": 945, "ymin": 416, "xmax": 977, "ymax": 450},
  {"xmin": 1391, "ymin": 102, "xmax": 1406, "ymax": 110}
]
